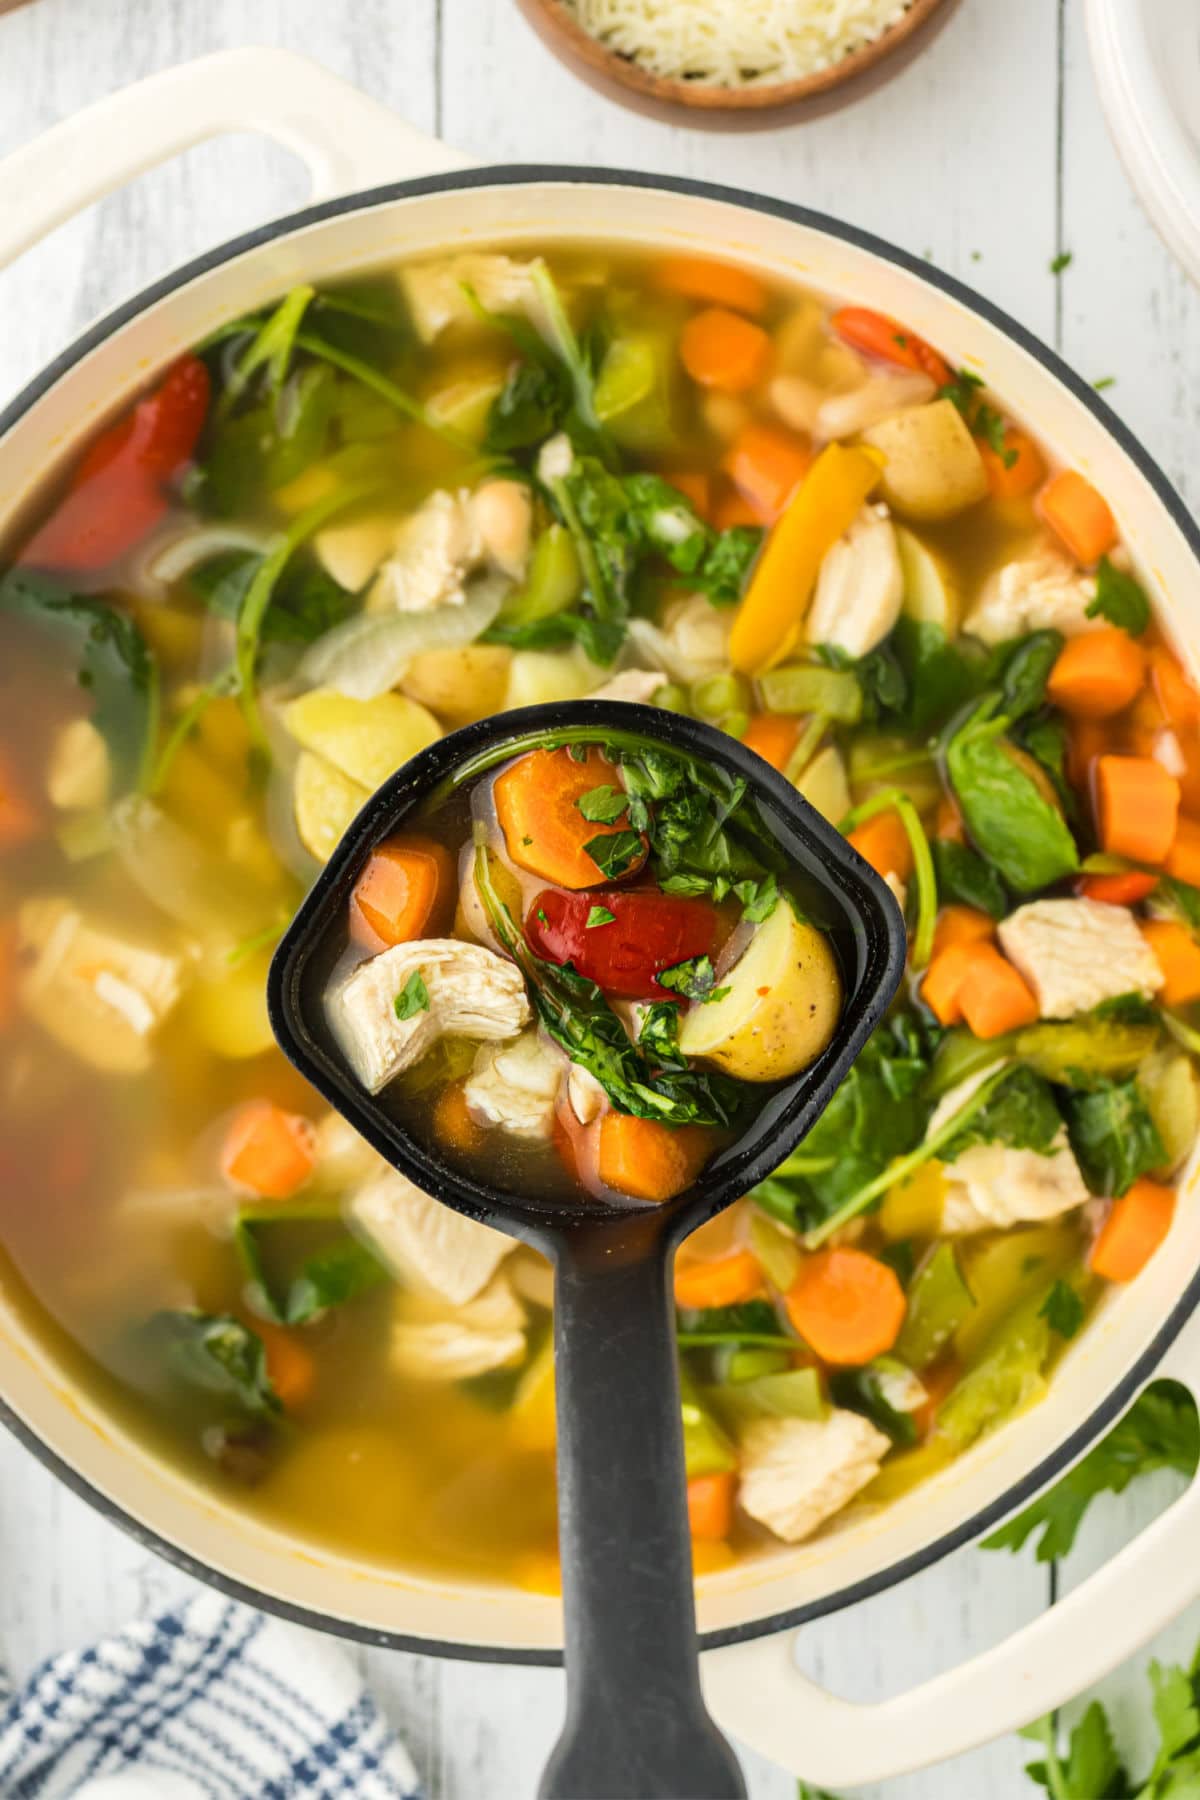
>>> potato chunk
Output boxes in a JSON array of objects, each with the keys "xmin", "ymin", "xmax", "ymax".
[
  {"xmin": 678, "ymin": 902, "xmax": 841, "ymax": 1081},
  {"xmin": 861, "ymin": 398, "xmax": 988, "ymax": 522}
]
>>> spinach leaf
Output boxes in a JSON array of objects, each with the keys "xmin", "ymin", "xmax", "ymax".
[
  {"xmin": 308, "ymin": 279, "xmax": 412, "ymax": 363},
  {"xmin": 931, "ymin": 838, "xmax": 1008, "ymax": 919},
  {"xmin": 0, "ymin": 569, "xmax": 158, "ymax": 793},
  {"xmin": 658, "ymin": 955, "xmax": 728, "ymax": 1004},
  {"xmin": 618, "ymin": 744, "xmax": 779, "ymax": 901},
  {"xmin": 940, "ymin": 1065, "xmax": 1062, "ymax": 1162},
  {"xmin": 1154, "ymin": 876, "xmax": 1200, "ymax": 933},
  {"xmin": 892, "ymin": 617, "xmax": 986, "ymax": 735},
  {"xmin": 996, "ymin": 629, "xmax": 1064, "ymax": 720},
  {"xmin": 188, "ymin": 549, "xmax": 354, "ymax": 644},
  {"xmin": 1040, "ymin": 1279, "xmax": 1085, "ymax": 1339},
  {"xmin": 1063, "ymin": 1076, "xmax": 1165, "ymax": 1195},
  {"xmin": 696, "ymin": 525, "xmax": 762, "ymax": 606},
  {"xmin": 1087, "ymin": 555, "xmax": 1151, "ymax": 636},
  {"xmin": 638, "ymin": 1000, "xmax": 686, "ymax": 1067},
  {"xmin": 235, "ymin": 1223, "xmax": 387, "ymax": 1327},
  {"xmin": 584, "ymin": 829, "xmax": 645, "ymax": 879},
  {"xmin": 946, "ymin": 699, "xmax": 1079, "ymax": 892},
  {"xmin": 147, "ymin": 1310, "xmax": 280, "ymax": 1415},
  {"xmin": 819, "ymin": 641, "xmax": 908, "ymax": 722},
  {"xmin": 485, "ymin": 361, "xmax": 568, "ymax": 453},
  {"xmin": 830, "ymin": 1365, "xmax": 918, "ymax": 1446},
  {"xmin": 1015, "ymin": 711, "xmax": 1075, "ymax": 816}
]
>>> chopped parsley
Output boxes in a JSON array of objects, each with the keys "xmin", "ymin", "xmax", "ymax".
[
  {"xmin": 658, "ymin": 955, "xmax": 729, "ymax": 1005},
  {"xmin": 1040, "ymin": 1279, "xmax": 1085, "ymax": 1340},
  {"xmin": 1086, "ymin": 556, "xmax": 1151, "ymax": 637},
  {"xmin": 584, "ymin": 829, "xmax": 644, "ymax": 880},
  {"xmin": 1050, "ymin": 250, "xmax": 1073, "ymax": 274},
  {"xmin": 585, "ymin": 906, "xmax": 615, "ymax": 929},
  {"xmin": 576, "ymin": 783, "xmax": 628, "ymax": 824},
  {"xmin": 393, "ymin": 971, "xmax": 430, "ymax": 1020},
  {"xmin": 1093, "ymin": 375, "xmax": 1116, "ymax": 392}
]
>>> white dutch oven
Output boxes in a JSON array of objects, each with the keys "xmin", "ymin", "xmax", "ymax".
[{"xmin": 2, "ymin": 49, "xmax": 1200, "ymax": 1793}]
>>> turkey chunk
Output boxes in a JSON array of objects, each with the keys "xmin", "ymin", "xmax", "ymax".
[
  {"xmin": 997, "ymin": 898, "xmax": 1163, "ymax": 1019},
  {"xmin": 351, "ymin": 1167, "xmax": 511, "ymax": 1304},
  {"xmin": 371, "ymin": 490, "xmax": 483, "ymax": 614},
  {"xmin": 928, "ymin": 1069, "xmax": 1090, "ymax": 1234},
  {"xmin": 464, "ymin": 1030, "xmax": 566, "ymax": 1140},
  {"xmin": 807, "ymin": 505, "xmax": 904, "ymax": 659},
  {"xmin": 964, "ymin": 541, "xmax": 1101, "ymax": 645},
  {"xmin": 587, "ymin": 669, "xmax": 667, "ymax": 706},
  {"xmin": 626, "ymin": 594, "xmax": 731, "ymax": 684},
  {"xmin": 738, "ymin": 1411, "xmax": 890, "ymax": 1544},
  {"xmin": 326, "ymin": 939, "xmax": 530, "ymax": 1095},
  {"xmin": 401, "ymin": 253, "xmax": 551, "ymax": 345},
  {"xmin": 389, "ymin": 1272, "xmax": 526, "ymax": 1381},
  {"xmin": 18, "ymin": 898, "xmax": 186, "ymax": 1074}
]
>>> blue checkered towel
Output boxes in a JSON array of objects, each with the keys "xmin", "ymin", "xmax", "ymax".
[{"xmin": 0, "ymin": 1590, "xmax": 422, "ymax": 1798}]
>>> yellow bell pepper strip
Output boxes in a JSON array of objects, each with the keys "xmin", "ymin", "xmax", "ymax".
[{"xmin": 728, "ymin": 442, "xmax": 884, "ymax": 675}]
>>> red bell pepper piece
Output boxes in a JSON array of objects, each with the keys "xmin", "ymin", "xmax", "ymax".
[
  {"xmin": 19, "ymin": 354, "xmax": 211, "ymax": 573},
  {"xmin": 525, "ymin": 886, "xmax": 721, "ymax": 1000}
]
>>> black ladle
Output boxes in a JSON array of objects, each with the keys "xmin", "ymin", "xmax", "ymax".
[{"xmin": 268, "ymin": 701, "xmax": 905, "ymax": 1800}]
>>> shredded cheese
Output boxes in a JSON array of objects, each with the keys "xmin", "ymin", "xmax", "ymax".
[{"xmin": 565, "ymin": 0, "xmax": 912, "ymax": 87}]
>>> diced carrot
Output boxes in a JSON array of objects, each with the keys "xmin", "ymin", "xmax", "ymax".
[
  {"xmin": 1039, "ymin": 469, "xmax": 1118, "ymax": 566},
  {"xmin": 1046, "ymin": 629, "xmax": 1145, "ymax": 720},
  {"xmin": 433, "ymin": 1081, "xmax": 488, "ymax": 1156},
  {"xmin": 494, "ymin": 746, "xmax": 645, "ymax": 891},
  {"xmin": 912, "ymin": 1356, "xmax": 960, "ymax": 1441},
  {"xmin": 1067, "ymin": 719, "xmax": 1108, "ymax": 791},
  {"xmin": 257, "ymin": 1321, "xmax": 317, "ymax": 1411},
  {"xmin": 1166, "ymin": 817, "xmax": 1200, "ymax": 887},
  {"xmin": 0, "ymin": 919, "xmax": 16, "ymax": 1033},
  {"xmin": 1096, "ymin": 754, "xmax": 1180, "ymax": 864},
  {"xmin": 674, "ymin": 1248, "xmax": 764, "ymax": 1311},
  {"xmin": 848, "ymin": 809, "xmax": 913, "ymax": 883},
  {"xmin": 597, "ymin": 1114, "xmax": 712, "ymax": 1203},
  {"xmin": 740, "ymin": 712, "xmax": 801, "ymax": 773},
  {"xmin": 350, "ymin": 834, "xmax": 455, "ymax": 949},
  {"xmin": 711, "ymin": 485, "xmax": 763, "ymax": 532},
  {"xmin": 979, "ymin": 427, "xmax": 1045, "ymax": 500},
  {"xmin": 667, "ymin": 470, "xmax": 712, "ymax": 521},
  {"xmin": 656, "ymin": 257, "xmax": 768, "ymax": 318},
  {"xmin": 930, "ymin": 905, "xmax": 995, "ymax": 960},
  {"xmin": 1140, "ymin": 918, "xmax": 1200, "ymax": 1007},
  {"xmin": 0, "ymin": 750, "xmax": 40, "ymax": 851},
  {"xmin": 722, "ymin": 423, "xmax": 813, "ymax": 523},
  {"xmin": 1077, "ymin": 870, "xmax": 1158, "ymax": 905},
  {"xmin": 687, "ymin": 1471, "xmax": 736, "ymax": 1542},
  {"xmin": 934, "ymin": 794, "xmax": 965, "ymax": 843},
  {"xmin": 920, "ymin": 942, "xmax": 974, "ymax": 1026},
  {"xmin": 221, "ymin": 1100, "xmax": 317, "ymax": 1200},
  {"xmin": 1149, "ymin": 648, "xmax": 1200, "ymax": 732},
  {"xmin": 829, "ymin": 307, "xmax": 953, "ymax": 388},
  {"xmin": 786, "ymin": 1247, "xmax": 907, "ymax": 1366},
  {"xmin": 1091, "ymin": 1178, "xmax": 1175, "ymax": 1282},
  {"xmin": 956, "ymin": 944, "xmax": 1039, "ymax": 1039},
  {"xmin": 680, "ymin": 307, "xmax": 771, "ymax": 393}
]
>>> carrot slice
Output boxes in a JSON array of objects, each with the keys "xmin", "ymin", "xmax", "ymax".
[
  {"xmin": 1039, "ymin": 469, "xmax": 1118, "ymax": 565},
  {"xmin": 656, "ymin": 257, "xmax": 768, "ymax": 318},
  {"xmin": 1091, "ymin": 1178, "xmax": 1175, "ymax": 1282},
  {"xmin": 1166, "ymin": 817, "xmax": 1200, "ymax": 887},
  {"xmin": 1149, "ymin": 648, "xmax": 1200, "ymax": 732},
  {"xmin": 1077, "ymin": 870, "xmax": 1158, "ymax": 905},
  {"xmin": 674, "ymin": 1248, "xmax": 764, "ymax": 1311},
  {"xmin": 711, "ymin": 484, "xmax": 765, "ymax": 532},
  {"xmin": 350, "ymin": 834, "xmax": 455, "ymax": 949},
  {"xmin": 979, "ymin": 428, "xmax": 1045, "ymax": 500},
  {"xmin": 740, "ymin": 712, "xmax": 801, "ymax": 773},
  {"xmin": 786, "ymin": 1247, "xmax": 906, "ymax": 1366},
  {"xmin": 848, "ymin": 809, "xmax": 913, "ymax": 882},
  {"xmin": 687, "ymin": 1472, "xmax": 737, "ymax": 1542},
  {"xmin": 1046, "ymin": 629, "xmax": 1145, "ymax": 720},
  {"xmin": 494, "ymin": 746, "xmax": 645, "ymax": 891},
  {"xmin": 666, "ymin": 470, "xmax": 712, "ymax": 521},
  {"xmin": 258, "ymin": 1321, "xmax": 317, "ymax": 1410},
  {"xmin": 931, "ymin": 905, "xmax": 996, "ymax": 960},
  {"xmin": 680, "ymin": 307, "xmax": 771, "ymax": 393},
  {"xmin": 722, "ymin": 424, "xmax": 813, "ymax": 524},
  {"xmin": 221, "ymin": 1101, "xmax": 317, "ymax": 1200},
  {"xmin": 957, "ymin": 944, "xmax": 1039, "ymax": 1039},
  {"xmin": 1140, "ymin": 918, "xmax": 1200, "ymax": 1007},
  {"xmin": 0, "ymin": 750, "xmax": 40, "ymax": 851},
  {"xmin": 920, "ymin": 942, "xmax": 975, "ymax": 1026},
  {"xmin": 934, "ymin": 794, "xmax": 965, "ymax": 844},
  {"xmin": 829, "ymin": 307, "xmax": 953, "ymax": 388},
  {"xmin": 1067, "ymin": 718, "xmax": 1108, "ymax": 791},
  {"xmin": 1096, "ymin": 754, "xmax": 1180, "ymax": 864},
  {"xmin": 597, "ymin": 1114, "xmax": 712, "ymax": 1203},
  {"xmin": 433, "ymin": 1081, "xmax": 489, "ymax": 1156}
]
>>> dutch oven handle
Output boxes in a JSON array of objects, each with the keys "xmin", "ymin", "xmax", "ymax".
[
  {"xmin": 0, "ymin": 47, "xmax": 473, "ymax": 272},
  {"xmin": 701, "ymin": 1305, "xmax": 1200, "ymax": 1791}
]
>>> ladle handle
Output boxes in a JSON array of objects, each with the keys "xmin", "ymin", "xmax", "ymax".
[{"xmin": 539, "ymin": 1236, "xmax": 746, "ymax": 1800}]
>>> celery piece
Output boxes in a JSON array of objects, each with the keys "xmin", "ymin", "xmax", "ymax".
[
  {"xmin": 594, "ymin": 330, "xmax": 677, "ymax": 453},
  {"xmin": 953, "ymin": 1225, "xmax": 1075, "ymax": 1365},
  {"xmin": 691, "ymin": 671, "xmax": 751, "ymax": 721},
  {"xmin": 498, "ymin": 524, "xmax": 582, "ymax": 629},
  {"xmin": 710, "ymin": 1366, "xmax": 827, "ymax": 1429},
  {"xmin": 725, "ymin": 1348, "xmax": 791, "ymax": 1383},
  {"xmin": 55, "ymin": 808, "xmax": 116, "ymax": 863},
  {"xmin": 927, "ymin": 1029, "xmax": 1012, "ymax": 1098},
  {"xmin": 758, "ymin": 663, "xmax": 863, "ymax": 723},
  {"xmin": 937, "ymin": 1289, "xmax": 1053, "ymax": 1451},
  {"xmin": 1014, "ymin": 1019, "xmax": 1160, "ymax": 1087},
  {"xmin": 749, "ymin": 1210, "xmax": 802, "ymax": 1293},
  {"xmin": 897, "ymin": 1244, "xmax": 976, "ymax": 1371},
  {"xmin": 681, "ymin": 1397, "xmax": 737, "ymax": 1478},
  {"xmin": 1139, "ymin": 1049, "xmax": 1200, "ymax": 1173}
]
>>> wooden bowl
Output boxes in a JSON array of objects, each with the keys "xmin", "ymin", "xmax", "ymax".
[{"xmin": 515, "ymin": 0, "xmax": 955, "ymax": 127}]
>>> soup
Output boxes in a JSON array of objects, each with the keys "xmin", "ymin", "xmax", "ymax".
[{"xmin": 0, "ymin": 244, "xmax": 1195, "ymax": 1587}]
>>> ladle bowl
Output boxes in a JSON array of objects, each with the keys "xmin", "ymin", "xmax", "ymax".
[{"xmin": 268, "ymin": 700, "xmax": 906, "ymax": 1799}]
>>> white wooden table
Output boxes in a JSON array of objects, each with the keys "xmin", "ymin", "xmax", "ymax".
[{"xmin": 1, "ymin": 2, "xmax": 1198, "ymax": 1794}]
